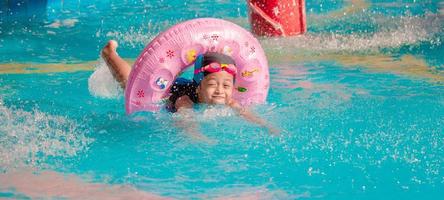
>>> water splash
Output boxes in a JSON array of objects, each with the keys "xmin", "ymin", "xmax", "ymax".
[
  {"xmin": 98, "ymin": 10, "xmax": 443, "ymax": 54},
  {"xmin": 88, "ymin": 57, "xmax": 123, "ymax": 99},
  {"xmin": 104, "ymin": 20, "xmax": 170, "ymax": 48},
  {"xmin": 0, "ymin": 99, "xmax": 93, "ymax": 172},
  {"xmin": 264, "ymin": 14, "xmax": 443, "ymax": 52}
]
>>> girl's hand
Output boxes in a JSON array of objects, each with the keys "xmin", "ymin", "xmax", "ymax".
[
  {"xmin": 175, "ymin": 95, "xmax": 194, "ymax": 110},
  {"xmin": 229, "ymin": 101, "xmax": 281, "ymax": 136}
]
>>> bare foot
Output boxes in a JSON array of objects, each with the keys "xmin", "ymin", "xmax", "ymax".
[
  {"xmin": 100, "ymin": 40, "xmax": 131, "ymax": 89},
  {"xmin": 101, "ymin": 40, "xmax": 118, "ymax": 59}
]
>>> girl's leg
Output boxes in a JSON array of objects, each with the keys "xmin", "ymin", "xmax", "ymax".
[{"xmin": 101, "ymin": 40, "xmax": 131, "ymax": 89}]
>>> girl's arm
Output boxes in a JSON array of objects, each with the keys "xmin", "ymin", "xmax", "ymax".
[
  {"xmin": 229, "ymin": 101, "xmax": 280, "ymax": 135},
  {"xmin": 101, "ymin": 40, "xmax": 131, "ymax": 89}
]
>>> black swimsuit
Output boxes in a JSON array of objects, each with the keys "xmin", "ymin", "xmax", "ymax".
[{"xmin": 166, "ymin": 78, "xmax": 199, "ymax": 112}]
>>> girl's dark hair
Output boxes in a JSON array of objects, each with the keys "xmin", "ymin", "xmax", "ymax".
[{"xmin": 201, "ymin": 52, "xmax": 236, "ymax": 66}]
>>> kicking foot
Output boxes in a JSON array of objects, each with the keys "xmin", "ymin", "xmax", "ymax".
[
  {"xmin": 100, "ymin": 40, "xmax": 131, "ymax": 89},
  {"xmin": 101, "ymin": 40, "xmax": 118, "ymax": 59}
]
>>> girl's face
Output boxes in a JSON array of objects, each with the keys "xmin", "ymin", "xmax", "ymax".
[{"xmin": 197, "ymin": 71, "xmax": 234, "ymax": 104}]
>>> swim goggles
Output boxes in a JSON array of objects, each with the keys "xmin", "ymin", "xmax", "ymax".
[
  {"xmin": 194, "ymin": 62, "xmax": 237, "ymax": 77},
  {"xmin": 193, "ymin": 54, "xmax": 237, "ymax": 84}
]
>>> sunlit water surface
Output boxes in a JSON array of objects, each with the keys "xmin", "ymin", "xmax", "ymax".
[{"xmin": 0, "ymin": 0, "xmax": 443, "ymax": 199}]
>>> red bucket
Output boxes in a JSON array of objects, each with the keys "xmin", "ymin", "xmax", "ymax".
[{"xmin": 248, "ymin": 0, "xmax": 306, "ymax": 37}]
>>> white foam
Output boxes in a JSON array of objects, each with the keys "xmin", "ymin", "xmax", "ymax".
[
  {"xmin": 88, "ymin": 57, "xmax": 123, "ymax": 99},
  {"xmin": 0, "ymin": 99, "xmax": 93, "ymax": 171}
]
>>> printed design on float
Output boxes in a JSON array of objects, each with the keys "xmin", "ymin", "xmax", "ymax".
[
  {"xmin": 249, "ymin": 46, "xmax": 256, "ymax": 54},
  {"xmin": 211, "ymin": 34, "xmax": 219, "ymax": 41},
  {"xmin": 166, "ymin": 50, "xmax": 175, "ymax": 58},
  {"xmin": 155, "ymin": 77, "xmax": 169, "ymax": 90},
  {"xmin": 237, "ymin": 87, "xmax": 248, "ymax": 92},
  {"xmin": 203, "ymin": 33, "xmax": 222, "ymax": 43},
  {"xmin": 185, "ymin": 49, "xmax": 198, "ymax": 64},
  {"xmin": 137, "ymin": 89, "xmax": 145, "ymax": 98},
  {"xmin": 132, "ymin": 100, "xmax": 142, "ymax": 106},
  {"xmin": 242, "ymin": 68, "xmax": 260, "ymax": 78},
  {"xmin": 222, "ymin": 46, "xmax": 233, "ymax": 55}
]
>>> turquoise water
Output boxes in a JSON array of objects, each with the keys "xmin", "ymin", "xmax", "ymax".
[{"xmin": 1, "ymin": 0, "xmax": 443, "ymax": 199}]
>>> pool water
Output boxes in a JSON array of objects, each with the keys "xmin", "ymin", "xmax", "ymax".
[{"xmin": 1, "ymin": 0, "xmax": 443, "ymax": 199}]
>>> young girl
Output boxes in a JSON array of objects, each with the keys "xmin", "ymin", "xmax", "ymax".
[{"xmin": 101, "ymin": 40, "xmax": 278, "ymax": 138}]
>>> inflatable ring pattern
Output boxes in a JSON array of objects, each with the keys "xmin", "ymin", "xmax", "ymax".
[{"xmin": 125, "ymin": 18, "xmax": 269, "ymax": 114}]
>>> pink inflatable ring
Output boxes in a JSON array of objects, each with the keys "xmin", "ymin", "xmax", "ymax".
[{"xmin": 125, "ymin": 18, "xmax": 269, "ymax": 114}]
